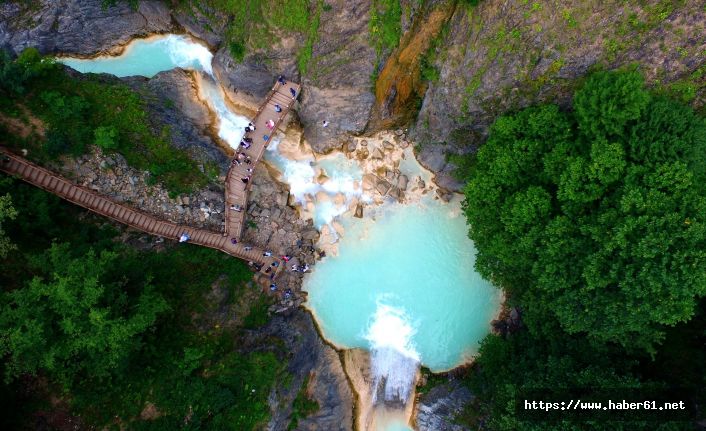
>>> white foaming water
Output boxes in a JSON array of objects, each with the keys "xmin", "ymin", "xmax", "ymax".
[
  {"xmin": 365, "ymin": 302, "xmax": 420, "ymax": 404},
  {"xmin": 58, "ymin": 34, "xmax": 254, "ymax": 152},
  {"xmin": 57, "ymin": 34, "xmax": 213, "ymax": 78},
  {"xmin": 265, "ymin": 139, "xmax": 365, "ymax": 228},
  {"xmin": 198, "ymin": 76, "xmax": 250, "ymax": 150}
]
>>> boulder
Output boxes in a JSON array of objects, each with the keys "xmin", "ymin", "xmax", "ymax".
[
  {"xmin": 302, "ymin": 229, "xmax": 320, "ymax": 240},
  {"xmin": 397, "ymin": 174, "xmax": 408, "ymax": 190},
  {"xmin": 362, "ymin": 174, "xmax": 377, "ymax": 191},
  {"xmin": 375, "ymin": 178, "xmax": 391, "ymax": 195},
  {"xmin": 354, "ymin": 203, "xmax": 364, "ymax": 218},
  {"xmin": 435, "ymin": 188, "xmax": 452, "ymax": 202}
]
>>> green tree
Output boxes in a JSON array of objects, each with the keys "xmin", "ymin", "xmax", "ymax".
[
  {"xmin": 464, "ymin": 71, "xmax": 706, "ymax": 352},
  {"xmin": 465, "ymin": 331, "xmax": 683, "ymax": 431},
  {"xmin": 0, "ymin": 192, "xmax": 17, "ymax": 258},
  {"xmin": 573, "ymin": 70, "xmax": 651, "ymax": 140},
  {"xmin": 0, "ymin": 48, "xmax": 55, "ymax": 95},
  {"xmin": 94, "ymin": 125, "xmax": 118, "ymax": 150},
  {"xmin": 0, "ymin": 243, "xmax": 168, "ymax": 387}
]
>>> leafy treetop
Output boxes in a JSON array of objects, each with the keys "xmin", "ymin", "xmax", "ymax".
[{"xmin": 464, "ymin": 70, "xmax": 706, "ymax": 352}]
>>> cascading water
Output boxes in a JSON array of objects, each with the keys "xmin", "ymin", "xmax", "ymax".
[
  {"xmin": 57, "ymin": 34, "xmax": 502, "ymax": 431},
  {"xmin": 197, "ymin": 75, "xmax": 250, "ymax": 150},
  {"xmin": 365, "ymin": 302, "xmax": 420, "ymax": 406},
  {"xmin": 265, "ymin": 139, "xmax": 367, "ymax": 230}
]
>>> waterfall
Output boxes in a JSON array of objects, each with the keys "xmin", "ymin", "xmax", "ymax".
[
  {"xmin": 365, "ymin": 303, "xmax": 420, "ymax": 406},
  {"xmin": 265, "ymin": 139, "xmax": 365, "ymax": 229},
  {"xmin": 163, "ymin": 35, "xmax": 213, "ymax": 76}
]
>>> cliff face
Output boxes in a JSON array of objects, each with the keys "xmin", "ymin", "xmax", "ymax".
[
  {"xmin": 0, "ymin": 0, "xmax": 173, "ymax": 55},
  {"xmin": 368, "ymin": 0, "xmax": 455, "ymax": 131},
  {"xmin": 413, "ymin": 0, "xmax": 706, "ymax": 190},
  {"xmin": 3, "ymin": 0, "xmax": 705, "ymax": 190},
  {"xmin": 209, "ymin": 0, "xmax": 378, "ymax": 153}
]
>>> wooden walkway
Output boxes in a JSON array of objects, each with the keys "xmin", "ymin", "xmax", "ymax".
[
  {"xmin": 224, "ymin": 80, "xmax": 300, "ymax": 237},
  {"xmin": 0, "ymin": 78, "xmax": 301, "ymax": 278}
]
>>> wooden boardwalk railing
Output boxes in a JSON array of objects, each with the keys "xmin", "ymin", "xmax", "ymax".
[
  {"xmin": 0, "ymin": 78, "xmax": 301, "ymax": 279},
  {"xmin": 0, "ymin": 151, "xmax": 280, "ymax": 269},
  {"xmin": 224, "ymin": 80, "xmax": 300, "ymax": 238}
]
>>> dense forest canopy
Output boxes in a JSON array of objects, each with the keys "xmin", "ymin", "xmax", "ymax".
[
  {"xmin": 462, "ymin": 70, "xmax": 706, "ymax": 430},
  {"xmin": 0, "ymin": 178, "xmax": 287, "ymax": 430},
  {"xmin": 464, "ymin": 70, "xmax": 706, "ymax": 352}
]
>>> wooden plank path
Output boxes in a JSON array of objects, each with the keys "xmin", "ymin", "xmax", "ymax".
[
  {"xmin": 0, "ymin": 78, "xmax": 301, "ymax": 280},
  {"xmin": 224, "ymin": 79, "xmax": 300, "ymax": 237},
  {"xmin": 0, "ymin": 151, "xmax": 281, "ymax": 270}
]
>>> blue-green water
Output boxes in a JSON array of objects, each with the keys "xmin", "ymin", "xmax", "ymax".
[
  {"xmin": 305, "ymin": 195, "xmax": 501, "ymax": 372},
  {"xmin": 384, "ymin": 423, "xmax": 414, "ymax": 431},
  {"xmin": 57, "ymin": 35, "xmax": 212, "ymax": 78},
  {"xmin": 57, "ymin": 35, "xmax": 250, "ymax": 151}
]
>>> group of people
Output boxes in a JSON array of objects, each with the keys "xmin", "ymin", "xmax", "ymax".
[
  {"xmin": 291, "ymin": 263, "xmax": 309, "ymax": 273},
  {"xmin": 235, "ymin": 121, "xmax": 257, "ymax": 184},
  {"xmin": 219, "ymin": 76, "xmax": 302, "ymax": 301}
]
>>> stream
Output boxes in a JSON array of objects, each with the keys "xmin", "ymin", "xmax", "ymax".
[{"xmin": 57, "ymin": 33, "xmax": 502, "ymax": 431}]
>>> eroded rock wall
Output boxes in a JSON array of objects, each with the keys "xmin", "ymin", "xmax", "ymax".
[
  {"xmin": 413, "ymin": 0, "xmax": 706, "ymax": 190},
  {"xmin": 0, "ymin": 0, "xmax": 173, "ymax": 55},
  {"xmin": 250, "ymin": 309, "xmax": 354, "ymax": 431}
]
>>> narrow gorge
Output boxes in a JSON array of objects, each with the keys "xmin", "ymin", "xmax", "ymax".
[{"xmin": 1, "ymin": 1, "xmax": 704, "ymax": 430}]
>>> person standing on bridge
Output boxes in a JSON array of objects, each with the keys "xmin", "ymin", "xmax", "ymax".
[
  {"xmin": 290, "ymin": 87, "xmax": 297, "ymax": 98},
  {"xmin": 179, "ymin": 232, "xmax": 190, "ymax": 243},
  {"xmin": 278, "ymin": 75, "xmax": 286, "ymax": 85},
  {"xmin": 230, "ymin": 237, "xmax": 238, "ymax": 245},
  {"xmin": 274, "ymin": 104, "xmax": 282, "ymax": 113}
]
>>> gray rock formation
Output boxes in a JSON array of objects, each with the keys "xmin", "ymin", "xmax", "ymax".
[
  {"xmin": 416, "ymin": 381, "xmax": 474, "ymax": 431},
  {"xmin": 123, "ymin": 69, "xmax": 232, "ymax": 173},
  {"xmin": 251, "ymin": 309, "xmax": 353, "ymax": 431},
  {"xmin": 298, "ymin": 0, "xmax": 377, "ymax": 153},
  {"xmin": 413, "ymin": 1, "xmax": 706, "ymax": 190},
  {"xmin": 209, "ymin": 0, "xmax": 377, "ymax": 152},
  {"xmin": 0, "ymin": 0, "xmax": 173, "ymax": 55},
  {"xmin": 60, "ymin": 147, "xmax": 226, "ymax": 232},
  {"xmin": 213, "ymin": 47, "xmax": 283, "ymax": 107}
]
